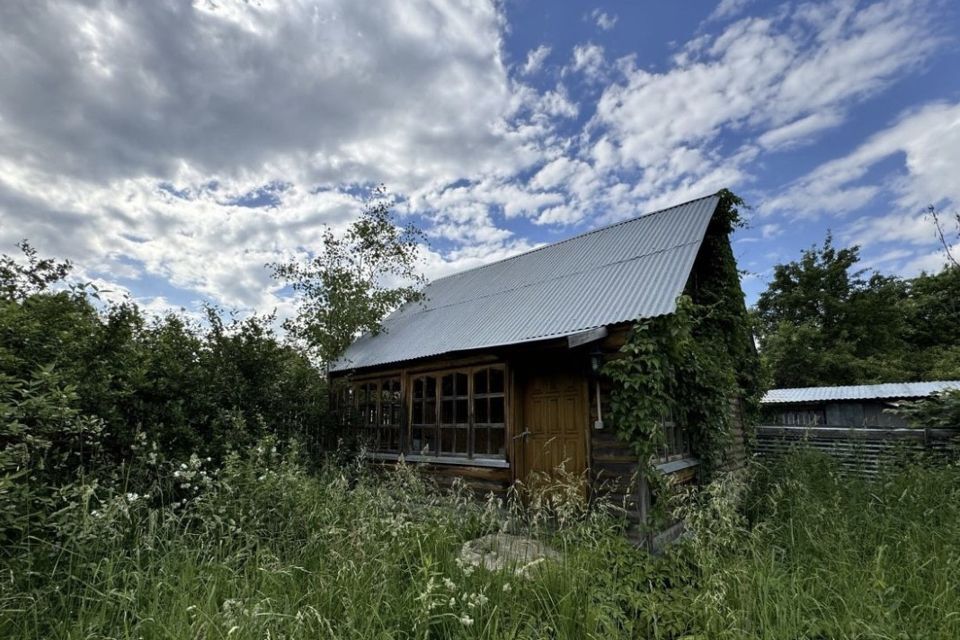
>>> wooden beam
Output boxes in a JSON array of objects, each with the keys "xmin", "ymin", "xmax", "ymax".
[{"xmin": 567, "ymin": 326, "xmax": 608, "ymax": 349}]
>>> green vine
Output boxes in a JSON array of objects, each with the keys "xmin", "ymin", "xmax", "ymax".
[{"xmin": 603, "ymin": 190, "xmax": 762, "ymax": 524}]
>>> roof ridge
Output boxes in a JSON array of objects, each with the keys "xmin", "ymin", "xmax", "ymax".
[
  {"xmin": 426, "ymin": 192, "xmax": 720, "ymax": 286},
  {"xmin": 769, "ymin": 380, "xmax": 960, "ymax": 392}
]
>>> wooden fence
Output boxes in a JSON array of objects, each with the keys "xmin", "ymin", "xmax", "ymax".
[{"xmin": 753, "ymin": 425, "xmax": 960, "ymax": 476}]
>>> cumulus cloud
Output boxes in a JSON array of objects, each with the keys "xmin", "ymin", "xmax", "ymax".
[
  {"xmin": 0, "ymin": 0, "xmax": 953, "ymax": 315},
  {"xmin": 567, "ymin": 43, "xmax": 607, "ymax": 81},
  {"xmin": 765, "ymin": 100, "xmax": 960, "ymax": 218},
  {"xmin": 0, "ymin": 0, "xmax": 553, "ymax": 311},
  {"xmin": 708, "ymin": 0, "xmax": 756, "ymax": 22},
  {"xmin": 590, "ymin": 9, "xmax": 618, "ymax": 31},
  {"xmin": 761, "ymin": 100, "xmax": 960, "ymax": 276},
  {"xmin": 520, "ymin": 45, "xmax": 552, "ymax": 75}
]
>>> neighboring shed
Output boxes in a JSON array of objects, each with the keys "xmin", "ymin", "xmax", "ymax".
[
  {"xmin": 329, "ymin": 192, "xmax": 755, "ymax": 537},
  {"xmin": 761, "ymin": 381, "xmax": 960, "ymax": 427}
]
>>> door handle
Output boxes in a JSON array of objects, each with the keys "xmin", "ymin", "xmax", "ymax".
[{"xmin": 513, "ymin": 430, "xmax": 531, "ymax": 440}]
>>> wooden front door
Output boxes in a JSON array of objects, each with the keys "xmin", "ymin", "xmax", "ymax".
[{"xmin": 520, "ymin": 371, "xmax": 588, "ymax": 484}]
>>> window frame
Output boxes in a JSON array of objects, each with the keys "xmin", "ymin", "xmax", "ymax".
[
  {"xmin": 339, "ymin": 362, "xmax": 509, "ymax": 464},
  {"xmin": 409, "ymin": 363, "xmax": 507, "ymax": 461}
]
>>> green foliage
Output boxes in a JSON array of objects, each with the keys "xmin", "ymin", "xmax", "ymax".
[
  {"xmin": 0, "ymin": 240, "xmax": 71, "ymax": 301},
  {"xmin": 272, "ymin": 185, "xmax": 426, "ymax": 365},
  {"xmin": 756, "ymin": 232, "xmax": 960, "ymax": 387},
  {"xmin": 892, "ymin": 388, "xmax": 960, "ymax": 428},
  {"xmin": 604, "ymin": 190, "xmax": 761, "ymax": 511},
  {"xmin": 0, "ymin": 366, "xmax": 108, "ymax": 543},
  {"xmin": 605, "ymin": 298, "xmax": 737, "ymax": 497},
  {"xmin": 0, "ymin": 242, "xmax": 329, "ymax": 546},
  {"xmin": 4, "ymin": 441, "xmax": 958, "ymax": 639}
]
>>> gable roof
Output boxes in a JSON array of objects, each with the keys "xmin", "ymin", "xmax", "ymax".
[
  {"xmin": 762, "ymin": 381, "xmax": 960, "ymax": 404},
  {"xmin": 332, "ymin": 194, "xmax": 721, "ymax": 372}
]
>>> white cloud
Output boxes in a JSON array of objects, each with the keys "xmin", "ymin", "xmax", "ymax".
[
  {"xmin": 590, "ymin": 9, "xmax": 618, "ymax": 31},
  {"xmin": 580, "ymin": 0, "xmax": 938, "ymax": 221},
  {"xmin": 521, "ymin": 44, "xmax": 552, "ymax": 76},
  {"xmin": 708, "ymin": 0, "xmax": 756, "ymax": 22},
  {"xmin": 0, "ymin": 0, "xmax": 557, "ymax": 311},
  {"xmin": 568, "ymin": 43, "xmax": 607, "ymax": 81},
  {"xmin": 757, "ymin": 111, "xmax": 844, "ymax": 149},
  {"xmin": 760, "ymin": 223, "xmax": 782, "ymax": 239},
  {"xmin": 0, "ymin": 0, "xmax": 952, "ymax": 315},
  {"xmin": 765, "ymin": 100, "xmax": 960, "ymax": 218}
]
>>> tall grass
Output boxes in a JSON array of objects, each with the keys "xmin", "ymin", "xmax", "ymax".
[
  {"xmin": 2, "ymin": 445, "xmax": 958, "ymax": 639},
  {"xmin": 670, "ymin": 449, "xmax": 960, "ymax": 639}
]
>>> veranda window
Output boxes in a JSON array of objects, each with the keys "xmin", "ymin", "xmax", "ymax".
[
  {"xmin": 352, "ymin": 378, "xmax": 402, "ymax": 452},
  {"xmin": 472, "ymin": 367, "xmax": 505, "ymax": 458},
  {"xmin": 410, "ymin": 364, "xmax": 506, "ymax": 460},
  {"xmin": 411, "ymin": 376, "xmax": 438, "ymax": 455}
]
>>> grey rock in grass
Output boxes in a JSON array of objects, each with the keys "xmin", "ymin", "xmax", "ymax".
[{"xmin": 459, "ymin": 533, "xmax": 560, "ymax": 578}]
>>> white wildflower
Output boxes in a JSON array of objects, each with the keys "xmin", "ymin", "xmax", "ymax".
[
  {"xmin": 442, "ymin": 577, "xmax": 457, "ymax": 591},
  {"xmin": 502, "ymin": 582, "xmax": 511, "ymax": 593},
  {"xmin": 459, "ymin": 615, "xmax": 474, "ymax": 626}
]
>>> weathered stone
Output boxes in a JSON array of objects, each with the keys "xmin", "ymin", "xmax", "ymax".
[{"xmin": 458, "ymin": 533, "xmax": 560, "ymax": 578}]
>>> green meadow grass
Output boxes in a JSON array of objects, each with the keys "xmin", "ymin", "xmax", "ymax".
[{"xmin": 2, "ymin": 447, "xmax": 958, "ymax": 639}]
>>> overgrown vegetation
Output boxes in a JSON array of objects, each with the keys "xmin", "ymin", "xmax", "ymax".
[
  {"xmin": 3, "ymin": 440, "xmax": 957, "ymax": 639},
  {"xmin": 0, "ymin": 242, "xmax": 327, "ymax": 545},
  {"xmin": 3, "ymin": 194, "xmax": 959, "ymax": 638},
  {"xmin": 756, "ymin": 232, "xmax": 960, "ymax": 387},
  {"xmin": 605, "ymin": 190, "xmax": 761, "ymax": 507},
  {"xmin": 893, "ymin": 387, "xmax": 960, "ymax": 428}
]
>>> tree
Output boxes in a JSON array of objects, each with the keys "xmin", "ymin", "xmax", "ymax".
[
  {"xmin": 755, "ymin": 234, "xmax": 910, "ymax": 387},
  {"xmin": 0, "ymin": 241, "xmax": 71, "ymax": 302},
  {"xmin": 756, "ymin": 230, "xmax": 960, "ymax": 388},
  {"xmin": 271, "ymin": 186, "xmax": 426, "ymax": 366},
  {"xmin": 927, "ymin": 205, "xmax": 959, "ymax": 269}
]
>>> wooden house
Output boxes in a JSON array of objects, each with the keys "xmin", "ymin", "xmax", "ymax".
[{"xmin": 329, "ymin": 193, "xmax": 753, "ymax": 534}]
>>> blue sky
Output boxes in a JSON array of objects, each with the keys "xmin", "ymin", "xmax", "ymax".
[{"xmin": 1, "ymin": 0, "xmax": 958, "ymax": 318}]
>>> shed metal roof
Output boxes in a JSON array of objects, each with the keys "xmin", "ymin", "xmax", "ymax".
[
  {"xmin": 762, "ymin": 381, "xmax": 960, "ymax": 404},
  {"xmin": 331, "ymin": 194, "xmax": 720, "ymax": 372}
]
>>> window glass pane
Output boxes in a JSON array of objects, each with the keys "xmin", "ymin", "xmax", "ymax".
[
  {"xmin": 474, "ymin": 427, "xmax": 488, "ymax": 455},
  {"xmin": 455, "ymin": 428, "xmax": 468, "ymax": 455},
  {"xmin": 489, "ymin": 428, "xmax": 505, "ymax": 457},
  {"xmin": 490, "ymin": 397, "xmax": 504, "ymax": 424},
  {"xmin": 440, "ymin": 428, "xmax": 455, "ymax": 454},
  {"xmin": 455, "ymin": 372, "xmax": 468, "ymax": 395},
  {"xmin": 441, "ymin": 374, "xmax": 453, "ymax": 397},
  {"xmin": 413, "ymin": 378, "xmax": 423, "ymax": 399},
  {"xmin": 474, "ymin": 397, "xmax": 488, "ymax": 424},
  {"xmin": 441, "ymin": 400, "xmax": 453, "ymax": 424},
  {"xmin": 474, "ymin": 369, "xmax": 487, "ymax": 394},
  {"xmin": 455, "ymin": 398, "xmax": 468, "ymax": 423},
  {"xmin": 412, "ymin": 403, "xmax": 423, "ymax": 425},
  {"xmin": 490, "ymin": 427, "xmax": 507, "ymax": 457},
  {"xmin": 489, "ymin": 367, "xmax": 504, "ymax": 393},
  {"xmin": 413, "ymin": 427, "xmax": 436, "ymax": 455},
  {"xmin": 425, "ymin": 400, "xmax": 436, "ymax": 422},
  {"xmin": 425, "ymin": 377, "xmax": 435, "ymax": 396}
]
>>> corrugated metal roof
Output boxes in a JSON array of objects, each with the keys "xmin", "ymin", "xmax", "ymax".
[
  {"xmin": 762, "ymin": 381, "xmax": 960, "ymax": 404},
  {"xmin": 332, "ymin": 194, "xmax": 720, "ymax": 372}
]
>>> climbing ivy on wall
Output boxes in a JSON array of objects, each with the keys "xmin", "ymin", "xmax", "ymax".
[{"xmin": 604, "ymin": 190, "xmax": 762, "ymax": 510}]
